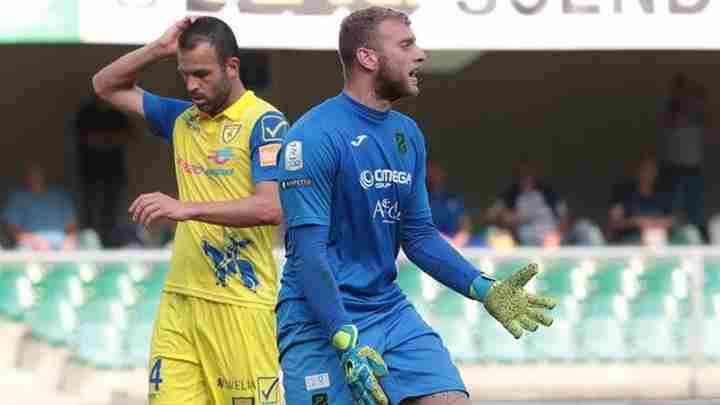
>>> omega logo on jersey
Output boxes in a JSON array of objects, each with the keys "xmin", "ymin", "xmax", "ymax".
[
  {"xmin": 373, "ymin": 199, "xmax": 401, "ymax": 224},
  {"xmin": 360, "ymin": 169, "xmax": 412, "ymax": 190}
]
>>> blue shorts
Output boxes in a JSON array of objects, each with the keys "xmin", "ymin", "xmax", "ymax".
[{"xmin": 277, "ymin": 300, "xmax": 467, "ymax": 405}]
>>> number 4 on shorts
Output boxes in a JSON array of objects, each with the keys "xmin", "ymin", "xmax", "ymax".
[{"xmin": 149, "ymin": 358, "xmax": 163, "ymax": 391}]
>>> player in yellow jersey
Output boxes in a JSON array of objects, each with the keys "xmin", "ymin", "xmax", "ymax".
[{"xmin": 93, "ymin": 16, "xmax": 286, "ymax": 405}]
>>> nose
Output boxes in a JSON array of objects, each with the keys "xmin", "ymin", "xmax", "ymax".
[
  {"xmin": 185, "ymin": 75, "xmax": 200, "ymax": 93},
  {"xmin": 416, "ymin": 47, "xmax": 427, "ymax": 64}
]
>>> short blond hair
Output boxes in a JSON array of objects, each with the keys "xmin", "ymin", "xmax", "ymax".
[{"xmin": 338, "ymin": 6, "xmax": 411, "ymax": 79}]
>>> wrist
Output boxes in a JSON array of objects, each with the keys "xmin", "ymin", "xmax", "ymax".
[
  {"xmin": 469, "ymin": 274, "xmax": 495, "ymax": 302},
  {"xmin": 331, "ymin": 324, "xmax": 358, "ymax": 352},
  {"xmin": 180, "ymin": 202, "xmax": 199, "ymax": 221},
  {"xmin": 145, "ymin": 41, "xmax": 173, "ymax": 60}
]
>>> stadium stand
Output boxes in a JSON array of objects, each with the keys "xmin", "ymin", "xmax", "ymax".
[{"xmin": 0, "ymin": 248, "xmax": 719, "ymax": 404}]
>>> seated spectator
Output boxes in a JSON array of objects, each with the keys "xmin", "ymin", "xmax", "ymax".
[
  {"xmin": 608, "ymin": 156, "xmax": 674, "ymax": 245},
  {"xmin": 490, "ymin": 161, "xmax": 570, "ymax": 247},
  {"xmin": 427, "ymin": 163, "xmax": 472, "ymax": 247},
  {"xmin": 3, "ymin": 164, "xmax": 78, "ymax": 250}
]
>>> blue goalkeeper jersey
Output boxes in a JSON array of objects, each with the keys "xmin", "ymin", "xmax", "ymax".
[{"xmin": 277, "ymin": 92, "xmax": 431, "ymax": 321}]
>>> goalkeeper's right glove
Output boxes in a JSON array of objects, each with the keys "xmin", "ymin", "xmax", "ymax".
[{"xmin": 332, "ymin": 324, "xmax": 389, "ymax": 405}]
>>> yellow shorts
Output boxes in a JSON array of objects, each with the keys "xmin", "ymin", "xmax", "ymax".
[{"xmin": 148, "ymin": 292, "xmax": 280, "ymax": 405}]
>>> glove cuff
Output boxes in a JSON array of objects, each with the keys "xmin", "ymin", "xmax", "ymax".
[
  {"xmin": 469, "ymin": 274, "xmax": 495, "ymax": 302},
  {"xmin": 331, "ymin": 324, "xmax": 358, "ymax": 352}
]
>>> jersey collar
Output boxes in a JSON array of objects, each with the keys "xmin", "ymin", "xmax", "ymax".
[{"xmin": 197, "ymin": 90, "xmax": 257, "ymax": 121}]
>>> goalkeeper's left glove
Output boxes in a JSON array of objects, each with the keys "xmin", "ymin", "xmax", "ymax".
[
  {"xmin": 470, "ymin": 263, "xmax": 556, "ymax": 339},
  {"xmin": 332, "ymin": 324, "xmax": 389, "ymax": 405}
]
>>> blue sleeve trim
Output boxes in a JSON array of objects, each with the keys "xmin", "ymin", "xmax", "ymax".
[
  {"xmin": 287, "ymin": 215, "xmax": 331, "ymax": 228},
  {"xmin": 142, "ymin": 91, "xmax": 192, "ymax": 143}
]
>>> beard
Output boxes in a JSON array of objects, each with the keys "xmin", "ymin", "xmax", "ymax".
[
  {"xmin": 196, "ymin": 74, "xmax": 233, "ymax": 116},
  {"xmin": 375, "ymin": 56, "xmax": 416, "ymax": 102}
]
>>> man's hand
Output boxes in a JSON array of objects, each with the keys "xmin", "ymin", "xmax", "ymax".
[
  {"xmin": 476, "ymin": 263, "xmax": 555, "ymax": 339},
  {"xmin": 18, "ymin": 233, "xmax": 50, "ymax": 251},
  {"xmin": 150, "ymin": 17, "xmax": 196, "ymax": 59},
  {"xmin": 129, "ymin": 192, "xmax": 191, "ymax": 227},
  {"xmin": 332, "ymin": 325, "xmax": 389, "ymax": 405}
]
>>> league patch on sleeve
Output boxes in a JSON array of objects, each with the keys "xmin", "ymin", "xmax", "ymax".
[
  {"xmin": 259, "ymin": 143, "xmax": 282, "ymax": 167},
  {"xmin": 285, "ymin": 141, "xmax": 303, "ymax": 171},
  {"xmin": 261, "ymin": 113, "xmax": 289, "ymax": 142}
]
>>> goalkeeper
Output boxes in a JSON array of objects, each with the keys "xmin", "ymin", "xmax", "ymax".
[{"xmin": 276, "ymin": 6, "xmax": 555, "ymax": 405}]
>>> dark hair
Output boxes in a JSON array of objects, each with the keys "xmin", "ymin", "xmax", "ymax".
[
  {"xmin": 338, "ymin": 6, "xmax": 410, "ymax": 79},
  {"xmin": 178, "ymin": 16, "xmax": 241, "ymax": 64}
]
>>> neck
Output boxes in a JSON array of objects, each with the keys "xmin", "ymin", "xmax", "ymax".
[
  {"xmin": 344, "ymin": 76, "xmax": 392, "ymax": 112},
  {"xmin": 216, "ymin": 81, "xmax": 246, "ymax": 115}
]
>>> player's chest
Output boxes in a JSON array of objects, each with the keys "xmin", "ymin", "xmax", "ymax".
[
  {"xmin": 339, "ymin": 130, "xmax": 416, "ymax": 201},
  {"xmin": 174, "ymin": 119, "xmax": 251, "ymax": 177}
]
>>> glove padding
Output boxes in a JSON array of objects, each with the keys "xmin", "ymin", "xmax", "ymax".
[
  {"xmin": 333, "ymin": 325, "xmax": 389, "ymax": 405},
  {"xmin": 479, "ymin": 263, "xmax": 556, "ymax": 339}
]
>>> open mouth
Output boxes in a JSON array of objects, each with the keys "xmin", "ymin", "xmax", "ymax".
[{"xmin": 409, "ymin": 68, "xmax": 420, "ymax": 83}]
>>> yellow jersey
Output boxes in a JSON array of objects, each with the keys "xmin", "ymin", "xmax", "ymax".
[{"xmin": 143, "ymin": 90, "xmax": 287, "ymax": 309}]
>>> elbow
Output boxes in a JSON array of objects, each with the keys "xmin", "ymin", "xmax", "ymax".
[{"xmin": 92, "ymin": 71, "xmax": 112, "ymax": 101}]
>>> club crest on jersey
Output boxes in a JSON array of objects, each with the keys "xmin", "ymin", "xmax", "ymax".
[
  {"xmin": 396, "ymin": 132, "xmax": 407, "ymax": 155},
  {"xmin": 221, "ymin": 123, "xmax": 243, "ymax": 143},
  {"xmin": 202, "ymin": 236, "xmax": 259, "ymax": 291},
  {"xmin": 183, "ymin": 111, "xmax": 201, "ymax": 132}
]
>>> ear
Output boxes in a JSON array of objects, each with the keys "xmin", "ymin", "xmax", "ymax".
[
  {"xmin": 356, "ymin": 47, "xmax": 379, "ymax": 73},
  {"xmin": 225, "ymin": 56, "xmax": 241, "ymax": 79}
]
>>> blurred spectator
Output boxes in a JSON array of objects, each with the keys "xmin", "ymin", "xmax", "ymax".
[
  {"xmin": 490, "ymin": 161, "xmax": 570, "ymax": 247},
  {"xmin": 608, "ymin": 156, "xmax": 673, "ymax": 245},
  {"xmin": 427, "ymin": 163, "xmax": 472, "ymax": 247},
  {"xmin": 657, "ymin": 73, "xmax": 712, "ymax": 241},
  {"xmin": 2, "ymin": 164, "xmax": 78, "ymax": 250},
  {"xmin": 73, "ymin": 97, "xmax": 133, "ymax": 247}
]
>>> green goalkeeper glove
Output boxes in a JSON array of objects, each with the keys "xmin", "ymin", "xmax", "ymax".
[
  {"xmin": 332, "ymin": 324, "xmax": 389, "ymax": 405},
  {"xmin": 471, "ymin": 263, "xmax": 556, "ymax": 339}
]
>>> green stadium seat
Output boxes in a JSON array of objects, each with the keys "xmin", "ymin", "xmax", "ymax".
[
  {"xmin": 575, "ymin": 293, "xmax": 628, "ymax": 361},
  {"xmin": 25, "ymin": 292, "xmax": 77, "ymax": 347},
  {"xmin": 535, "ymin": 259, "xmax": 585, "ymax": 299},
  {"xmin": 36, "ymin": 263, "xmax": 85, "ymax": 307},
  {"xmin": 72, "ymin": 297, "xmax": 129, "ymax": 369},
  {"xmin": 78, "ymin": 229, "xmax": 102, "ymax": 250},
  {"xmin": 427, "ymin": 290, "xmax": 478, "ymax": 362},
  {"xmin": 587, "ymin": 259, "xmax": 634, "ymax": 297},
  {"xmin": 670, "ymin": 224, "xmax": 703, "ymax": 245},
  {"xmin": 396, "ymin": 261, "xmax": 440, "ymax": 308},
  {"xmin": 85, "ymin": 263, "xmax": 136, "ymax": 305},
  {"xmin": 493, "ymin": 258, "xmax": 535, "ymax": 281},
  {"xmin": 125, "ymin": 298, "xmax": 160, "ymax": 368},
  {"xmin": 704, "ymin": 260, "xmax": 720, "ymax": 295},
  {"xmin": 135, "ymin": 263, "xmax": 169, "ymax": 302},
  {"xmin": 625, "ymin": 292, "xmax": 682, "ymax": 361},
  {"xmin": 0, "ymin": 266, "xmax": 34, "ymax": 322},
  {"xmin": 474, "ymin": 315, "xmax": 526, "ymax": 363},
  {"xmin": 523, "ymin": 318, "xmax": 576, "ymax": 362}
]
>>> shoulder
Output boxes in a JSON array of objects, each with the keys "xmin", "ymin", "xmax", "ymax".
[{"xmin": 287, "ymin": 98, "xmax": 345, "ymax": 143}]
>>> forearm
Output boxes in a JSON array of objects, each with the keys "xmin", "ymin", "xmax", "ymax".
[
  {"xmin": 92, "ymin": 42, "xmax": 164, "ymax": 97},
  {"xmin": 291, "ymin": 225, "xmax": 351, "ymax": 339},
  {"xmin": 184, "ymin": 194, "xmax": 282, "ymax": 227},
  {"xmin": 7, "ymin": 224, "xmax": 29, "ymax": 241},
  {"xmin": 402, "ymin": 217, "xmax": 493, "ymax": 300}
]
